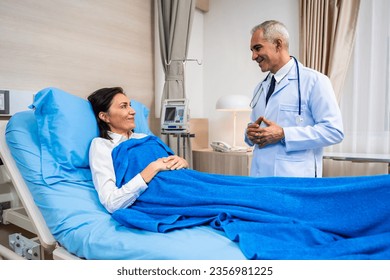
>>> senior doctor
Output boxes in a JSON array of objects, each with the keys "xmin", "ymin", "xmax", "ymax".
[{"xmin": 245, "ymin": 20, "xmax": 344, "ymax": 178}]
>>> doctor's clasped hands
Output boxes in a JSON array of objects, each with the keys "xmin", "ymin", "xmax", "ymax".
[{"xmin": 246, "ymin": 116, "xmax": 285, "ymax": 148}]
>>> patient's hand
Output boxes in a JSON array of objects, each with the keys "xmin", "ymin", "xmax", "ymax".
[
  {"xmin": 140, "ymin": 156, "xmax": 188, "ymax": 183},
  {"xmin": 163, "ymin": 155, "xmax": 188, "ymax": 170}
]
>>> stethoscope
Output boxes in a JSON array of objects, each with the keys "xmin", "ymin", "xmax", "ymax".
[{"xmin": 249, "ymin": 56, "xmax": 303, "ymax": 124}]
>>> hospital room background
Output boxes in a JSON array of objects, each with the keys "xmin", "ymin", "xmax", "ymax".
[
  {"xmin": 1, "ymin": 0, "xmax": 389, "ymax": 177},
  {"xmin": 0, "ymin": 0, "xmax": 390, "ymax": 260}
]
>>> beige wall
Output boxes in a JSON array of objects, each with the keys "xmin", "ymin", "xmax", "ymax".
[{"xmin": 0, "ymin": 0, "xmax": 154, "ymax": 112}]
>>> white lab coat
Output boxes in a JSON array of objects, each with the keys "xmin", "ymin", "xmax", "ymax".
[{"xmin": 245, "ymin": 60, "xmax": 344, "ymax": 177}]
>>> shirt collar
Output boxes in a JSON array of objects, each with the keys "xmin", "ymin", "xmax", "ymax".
[
  {"xmin": 272, "ymin": 58, "xmax": 295, "ymax": 83},
  {"xmin": 107, "ymin": 131, "xmax": 131, "ymax": 145}
]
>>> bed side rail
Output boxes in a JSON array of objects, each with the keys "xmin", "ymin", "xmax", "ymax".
[{"xmin": 0, "ymin": 121, "xmax": 56, "ymax": 251}]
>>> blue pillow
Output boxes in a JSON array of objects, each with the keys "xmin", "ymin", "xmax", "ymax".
[
  {"xmin": 5, "ymin": 110, "xmax": 42, "ymax": 184},
  {"xmin": 131, "ymin": 99, "xmax": 153, "ymax": 135},
  {"xmin": 30, "ymin": 87, "xmax": 99, "ymax": 184},
  {"xmin": 29, "ymin": 87, "xmax": 152, "ymax": 185}
]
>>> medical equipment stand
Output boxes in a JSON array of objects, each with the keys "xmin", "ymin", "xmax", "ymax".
[{"xmin": 161, "ymin": 132, "xmax": 195, "ymax": 160}]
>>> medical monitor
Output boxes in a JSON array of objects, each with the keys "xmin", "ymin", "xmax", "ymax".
[{"xmin": 161, "ymin": 98, "xmax": 189, "ymax": 133}]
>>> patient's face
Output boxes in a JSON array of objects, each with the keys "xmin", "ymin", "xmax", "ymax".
[{"xmin": 104, "ymin": 93, "xmax": 136, "ymax": 137}]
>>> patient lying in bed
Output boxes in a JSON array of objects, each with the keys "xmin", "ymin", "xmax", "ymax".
[
  {"xmin": 87, "ymin": 87, "xmax": 390, "ymax": 260},
  {"xmin": 88, "ymin": 87, "xmax": 189, "ymax": 213},
  {"xmin": 8, "ymin": 87, "xmax": 247, "ymax": 260}
]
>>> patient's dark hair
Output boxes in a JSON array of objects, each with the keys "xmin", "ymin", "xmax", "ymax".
[{"xmin": 88, "ymin": 87, "xmax": 125, "ymax": 140}]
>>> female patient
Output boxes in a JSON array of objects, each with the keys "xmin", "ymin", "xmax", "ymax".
[
  {"xmin": 88, "ymin": 87, "xmax": 390, "ymax": 260},
  {"xmin": 88, "ymin": 87, "xmax": 188, "ymax": 214}
]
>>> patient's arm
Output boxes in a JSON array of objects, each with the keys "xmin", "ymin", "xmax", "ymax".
[
  {"xmin": 89, "ymin": 137, "xmax": 149, "ymax": 213},
  {"xmin": 89, "ymin": 137, "xmax": 188, "ymax": 213},
  {"xmin": 140, "ymin": 158, "xmax": 167, "ymax": 183}
]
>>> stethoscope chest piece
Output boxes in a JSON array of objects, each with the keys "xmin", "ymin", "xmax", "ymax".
[{"xmin": 295, "ymin": 115, "xmax": 304, "ymax": 124}]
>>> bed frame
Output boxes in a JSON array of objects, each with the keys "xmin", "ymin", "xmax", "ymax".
[{"xmin": 0, "ymin": 121, "xmax": 78, "ymax": 260}]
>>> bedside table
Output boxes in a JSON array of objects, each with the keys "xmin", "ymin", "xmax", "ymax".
[{"xmin": 192, "ymin": 148, "xmax": 253, "ymax": 176}]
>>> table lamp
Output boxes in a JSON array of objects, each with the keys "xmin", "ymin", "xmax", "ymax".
[{"xmin": 216, "ymin": 94, "xmax": 251, "ymax": 148}]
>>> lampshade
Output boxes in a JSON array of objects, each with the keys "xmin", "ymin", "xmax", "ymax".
[
  {"xmin": 215, "ymin": 94, "xmax": 251, "ymax": 148},
  {"xmin": 216, "ymin": 94, "xmax": 251, "ymax": 111}
]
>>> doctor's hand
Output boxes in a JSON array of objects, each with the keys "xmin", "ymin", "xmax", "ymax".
[
  {"xmin": 247, "ymin": 117, "xmax": 284, "ymax": 148},
  {"xmin": 246, "ymin": 116, "xmax": 264, "ymax": 144}
]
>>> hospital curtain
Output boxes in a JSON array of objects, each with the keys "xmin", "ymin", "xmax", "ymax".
[
  {"xmin": 156, "ymin": 0, "xmax": 196, "ymax": 166},
  {"xmin": 299, "ymin": 0, "xmax": 360, "ymax": 101},
  {"xmin": 324, "ymin": 0, "xmax": 390, "ymax": 176}
]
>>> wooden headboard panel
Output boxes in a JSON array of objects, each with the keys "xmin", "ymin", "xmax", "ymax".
[{"xmin": 0, "ymin": 0, "xmax": 154, "ymax": 115}]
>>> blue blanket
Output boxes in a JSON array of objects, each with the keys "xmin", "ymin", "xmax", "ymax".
[{"xmin": 111, "ymin": 136, "xmax": 390, "ymax": 259}]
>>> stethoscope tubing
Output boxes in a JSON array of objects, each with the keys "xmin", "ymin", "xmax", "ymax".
[{"xmin": 250, "ymin": 56, "xmax": 302, "ymax": 116}]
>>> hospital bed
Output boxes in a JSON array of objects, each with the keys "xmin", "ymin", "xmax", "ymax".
[{"xmin": 0, "ymin": 87, "xmax": 245, "ymax": 260}]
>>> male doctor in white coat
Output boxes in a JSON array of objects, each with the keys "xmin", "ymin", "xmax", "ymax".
[{"xmin": 245, "ymin": 20, "xmax": 344, "ymax": 177}]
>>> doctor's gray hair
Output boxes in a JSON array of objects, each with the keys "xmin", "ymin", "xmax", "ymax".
[{"xmin": 251, "ymin": 20, "xmax": 289, "ymax": 50}]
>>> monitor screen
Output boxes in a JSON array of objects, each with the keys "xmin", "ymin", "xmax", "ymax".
[{"xmin": 164, "ymin": 107, "xmax": 176, "ymax": 122}]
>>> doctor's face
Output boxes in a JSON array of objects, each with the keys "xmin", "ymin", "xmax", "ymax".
[
  {"xmin": 250, "ymin": 29, "xmax": 280, "ymax": 74},
  {"xmin": 100, "ymin": 93, "xmax": 136, "ymax": 137}
]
